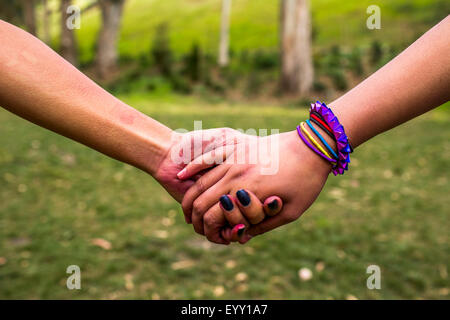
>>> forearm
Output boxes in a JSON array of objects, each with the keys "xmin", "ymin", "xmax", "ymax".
[
  {"xmin": 330, "ymin": 16, "xmax": 450, "ymax": 148},
  {"xmin": 0, "ymin": 20, "xmax": 171, "ymax": 175}
]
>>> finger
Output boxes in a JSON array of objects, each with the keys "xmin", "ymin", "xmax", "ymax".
[
  {"xmin": 177, "ymin": 146, "xmax": 232, "ymax": 180},
  {"xmin": 181, "ymin": 164, "xmax": 230, "ymax": 223},
  {"xmin": 235, "ymin": 189, "xmax": 265, "ymax": 224},
  {"xmin": 263, "ymin": 196, "xmax": 283, "ymax": 217},
  {"xmin": 229, "ymin": 224, "xmax": 246, "ymax": 242},
  {"xmin": 191, "ymin": 179, "xmax": 230, "ymax": 235},
  {"xmin": 203, "ymin": 203, "xmax": 231, "ymax": 245},
  {"xmin": 221, "ymin": 195, "xmax": 283, "ymax": 244},
  {"xmin": 219, "ymin": 195, "xmax": 250, "ymax": 227},
  {"xmin": 246, "ymin": 205, "xmax": 299, "ymax": 238}
]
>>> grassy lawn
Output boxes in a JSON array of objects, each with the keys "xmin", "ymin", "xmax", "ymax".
[{"xmin": 0, "ymin": 95, "xmax": 448, "ymax": 299}]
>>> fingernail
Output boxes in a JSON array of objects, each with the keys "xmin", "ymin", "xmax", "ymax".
[
  {"xmin": 268, "ymin": 199, "xmax": 278, "ymax": 211},
  {"xmin": 236, "ymin": 189, "xmax": 250, "ymax": 206},
  {"xmin": 219, "ymin": 195, "xmax": 234, "ymax": 211},
  {"xmin": 236, "ymin": 224, "xmax": 246, "ymax": 238},
  {"xmin": 177, "ymin": 168, "xmax": 186, "ymax": 179},
  {"xmin": 231, "ymin": 224, "xmax": 246, "ymax": 239}
]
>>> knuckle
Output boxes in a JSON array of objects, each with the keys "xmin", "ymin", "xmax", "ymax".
[
  {"xmin": 181, "ymin": 199, "xmax": 191, "ymax": 215},
  {"xmin": 195, "ymin": 178, "xmax": 206, "ymax": 194},
  {"xmin": 229, "ymin": 165, "xmax": 246, "ymax": 179},
  {"xmin": 192, "ymin": 199, "xmax": 205, "ymax": 216},
  {"xmin": 203, "ymin": 214, "xmax": 215, "ymax": 229}
]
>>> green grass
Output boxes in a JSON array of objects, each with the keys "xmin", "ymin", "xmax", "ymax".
[
  {"xmin": 0, "ymin": 95, "xmax": 449, "ymax": 299},
  {"xmin": 44, "ymin": 0, "xmax": 448, "ymax": 63}
]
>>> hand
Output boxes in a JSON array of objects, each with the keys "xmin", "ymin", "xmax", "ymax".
[
  {"xmin": 219, "ymin": 192, "xmax": 283, "ymax": 244},
  {"xmin": 179, "ymin": 130, "xmax": 331, "ymax": 244},
  {"xmin": 152, "ymin": 128, "xmax": 249, "ymax": 203}
]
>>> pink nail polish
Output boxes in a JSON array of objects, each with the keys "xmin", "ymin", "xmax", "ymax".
[
  {"xmin": 177, "ymin": 168, "xmax": 187, "ymax": 179},
  {"xmin": 232, "ymin": 224, "xmax": 246, "ymax": 239}
]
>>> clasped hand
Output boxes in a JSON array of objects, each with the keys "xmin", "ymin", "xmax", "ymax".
[{"xmin": 153, "ymin": 127, "xmax": 331, "ymax": 245}]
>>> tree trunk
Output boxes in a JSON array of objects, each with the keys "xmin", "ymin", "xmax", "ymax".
[
  {"xmin": 96, "ymin": 0, "xmax": 125, "ymax": 79},
  {"xmin": 60, "ymin": 0, "xmax": 78, "ymax": 66},
  {"xmin": 218, "ymin": 0, "xmax": 232, "ymax": 67},
  {"xmin": 42, "ymin": 0, "xmax": 51, "ymax": 44},
  {"xmin": 280, "ymin": 0, "xmax": 313, "ymax": 95},
  {"xmin": 21, "ymin": 0, "xmax": 36, "ymax": 35}
]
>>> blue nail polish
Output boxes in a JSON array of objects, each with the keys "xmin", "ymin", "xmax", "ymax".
[
  {"xmin": 220, "ymin": 195, "xmax": 234, "ymax": 211},
  {"xmin": 236, "ymin": 189, "xmax": 250, "ymax": 206}
]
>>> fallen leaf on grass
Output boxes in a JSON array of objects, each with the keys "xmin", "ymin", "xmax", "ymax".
[
  {"xmin": 91, "ymin": 238, "xmax": 112, "ymax": 250},
  {"xmin": 235, "ymin": 272, "xmax": 248, "ymax": 282},
  {"xmin": 171, "ymin": 260, "xmax": 195, "ymax": 270},
  {"xmin": 125, "ymin": 274, "xmax": 134, "ymax": 291},
  {"xmin": 213, "ymin": 286, "xmax": 225, "ymax": 297},
  {"xmin": 298, "ymin": 268, "xmax": 313, "ymax": 281}
]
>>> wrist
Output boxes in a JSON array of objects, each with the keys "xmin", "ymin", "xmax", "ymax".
[
  {"xmin": 328, "ymin": 96, "xmax": 370, "ymax": 149},
  {"xmin": 122, "ymin": 112, "xmax": 175, "ymax": 176},
  {"xmin": 286, "ymin": 130, "xmax": 332, "ymax": 176}
]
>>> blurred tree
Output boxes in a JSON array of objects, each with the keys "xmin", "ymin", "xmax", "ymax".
[
  {"xmin": 184, "ymin": 43, "xmax": 201, "ymax": 82},
  {"xmin": 0, "ymin": 0, "xmax": 23, "ymax": 24},
  {"xmin": 41, "ymin": 0, "xmax": 51, "ymax": 44},
  {"xmin": 60, "ymin": 0, "xmax": 78, "ymax": 66},
  {"xmin": 20, "ymin": 0, "xmax": 36, "ymax": 35},
  {"xmin": 280, "ymin": 0, "xmax": 313, "ymax": 95},
  {"xmin": 96, "ymin": 0, "xmax": 126, "ymax": 79},
  {"xmin": 370, "ymin": 40, "xmax": 383, "ymax": 66},
  {"xmin": 151, "ymin": 23, "xmax": 172, "ymax": 77},
  {"xmin": 218, "ymin": 0, "xmax": 231, "ymax": 67}
]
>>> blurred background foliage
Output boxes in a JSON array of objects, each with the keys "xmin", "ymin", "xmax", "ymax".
[
  {"xmin": 0, "ymin": 0, "xmax": 449, "ymax": 299},
  {"xmin": 1, "ymin": 0, "xmax": 448, "ymax": 100}
]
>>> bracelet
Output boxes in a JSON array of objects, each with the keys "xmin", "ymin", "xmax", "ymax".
[
  {"xmin": 300, "ymin": 122, "xmax": 336, "ymax": 160},
  {"xmin": 305, "ymin": 119, "xmax": 338, "ymax": 159},
  {"xmin": 311, "ymin": 113, "xmax": 354, "ymax": 154},
  {"xmin": 309, "ymin": 101, "xmax": 352, "ymax": 175},
  {"xmin": 310, "ymin": 116, "xmax": 336, "ymax": 141},
  {"xmin": 310, "ymin": 113, "xmax": 332, "ymax": 133},
  {"xmin": 296, "ymin": 125, "xmax": 337, "ymax": 164}
]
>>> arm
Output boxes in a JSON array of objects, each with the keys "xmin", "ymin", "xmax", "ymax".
[
  {"xmin": 179, "ymin": 16, "xmax": 450, "ymax": 244},
  {"xmin": 0, "ymin": 20, "xmax": 281, "ymax": 208},
  {"xmin": 332, "ymin": 15, "xmax": 450, "ymax": 148},
  {"xmin": 0, "ymin": 20, "xmax": 171, "ymax": 176}
]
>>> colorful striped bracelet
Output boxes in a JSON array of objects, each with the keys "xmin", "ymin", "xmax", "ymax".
[
  {"xmin": 296, "ymin": 125, "xmax": 337, "ymax": 164},
  {"xmin": 300, "ymin": 122, "xmax": 336, "ymax": 160},
  {"xmin": 309, "ymin": 101, "xmax": 352, "ymax": 175},
  {"xmin": 305, "ymin": 119, "xmax": 338, "ymax": 159},
  {"xmin": 310, "ymin": 115, "xmax": 336, "ymax": 141}
]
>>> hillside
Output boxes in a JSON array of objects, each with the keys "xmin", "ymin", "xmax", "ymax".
[{"xmin": 67, "ymin": 0, "xmax": 448, "ymax": 63}]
